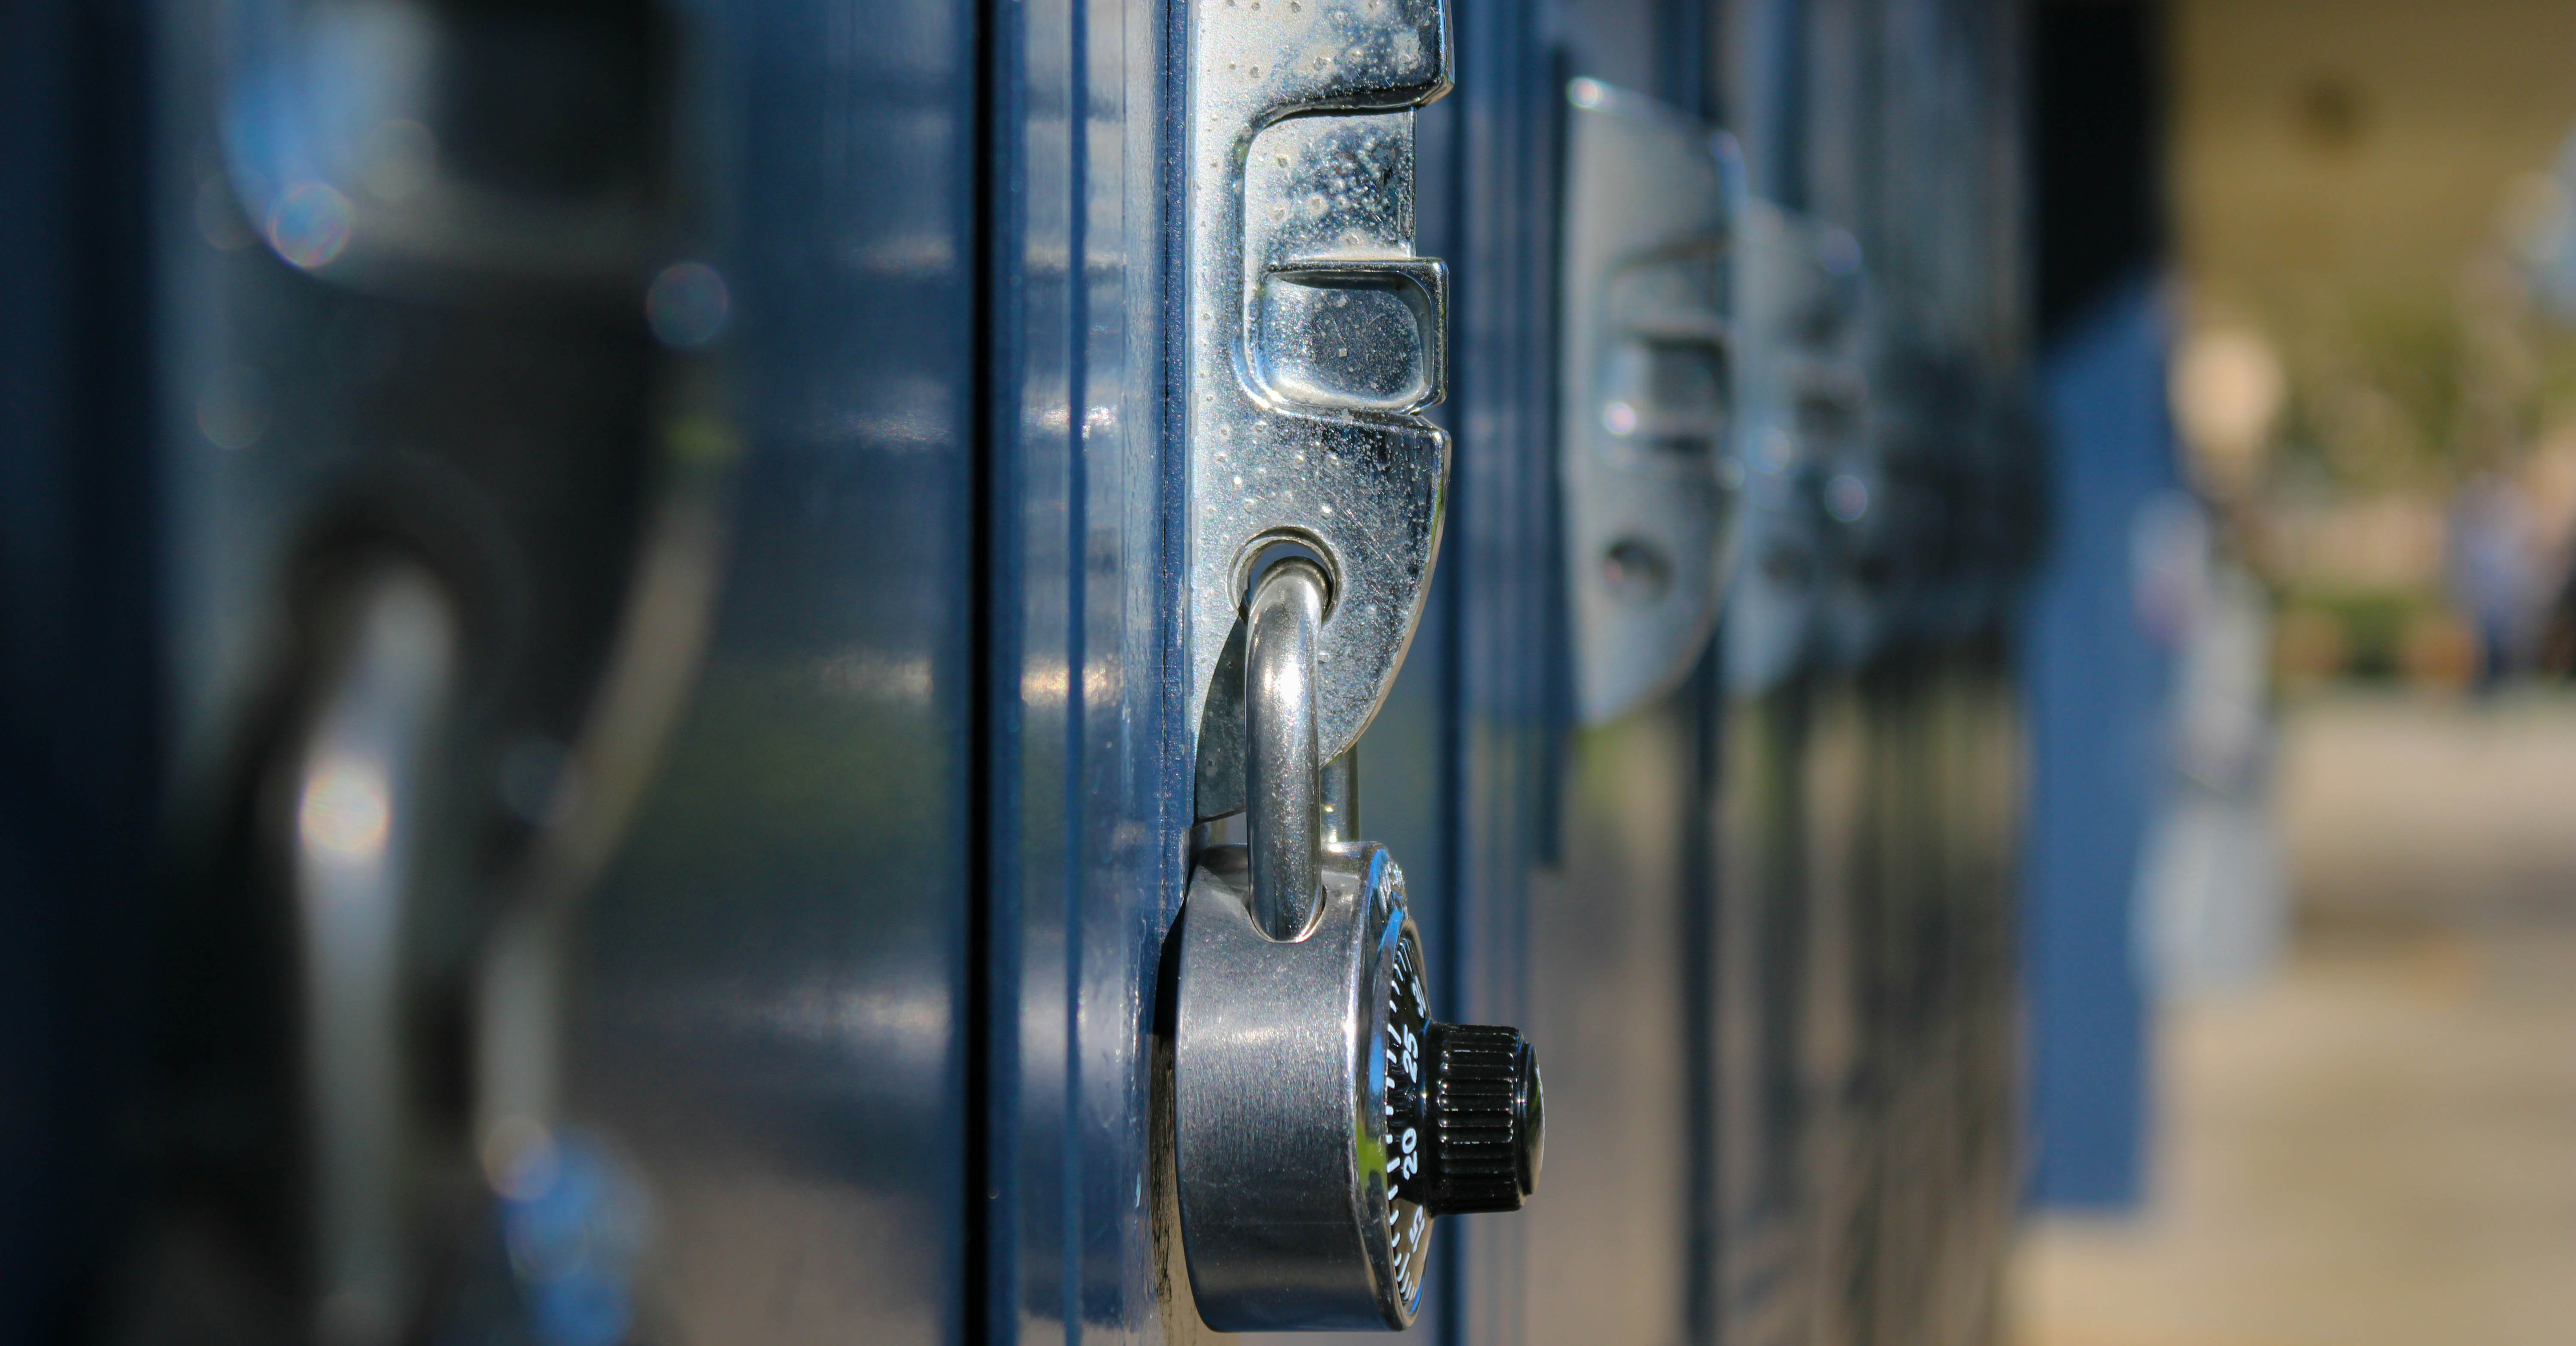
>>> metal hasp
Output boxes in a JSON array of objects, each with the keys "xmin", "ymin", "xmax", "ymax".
[
  {"xmin": 1187, "ymin": 0, "xmax": 1455, "ymax": 817},
  {"xmin": 1176, "ymin": 2, "xmax": 1539, "ymax": 1329},
  {"xmin": 1725, "ymin": 202, "xmax": 1873, "ymax": 692},
  {"xmin": 1176, "ymin": 563, "xmax": 1542, "ymax": 1332},
  {"xmin": 1559, "ymin": 79, "xmax": 1739, "ymax": 725}
]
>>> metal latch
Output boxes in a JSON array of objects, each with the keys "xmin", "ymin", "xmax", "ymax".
[
  {"xmin": 1559, "ymin": 78, "xmax": 1740, "ymax": 724},
  {"xmin": 1186, "ymin": 0, "xmax": 1455, "ymax": 815}
]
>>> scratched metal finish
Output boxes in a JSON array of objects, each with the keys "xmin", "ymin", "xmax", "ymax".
[{"xmin": 1186, "ymin": 0, "xmax": 1454, "ymax": 799}]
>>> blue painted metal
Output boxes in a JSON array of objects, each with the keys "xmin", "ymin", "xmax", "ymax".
[
  {"xmin": 2021, "ymin": 0, "xmax": 2172, "ymax": 1215},
  {"xmin": 975, "ymin": 0, "xmax": 1182, "ymax": 1331},
  {"xmin": 561, "ymin": 1, "xmax": 988, "ymax": 1340},
  {"xmin": 1420, "ymin": 0, "xmax": 1562, "ymax": 1337},
  {"xmin": 2020, "ymin": 279, "xmax": 2175, "ymax": 1210},
  {"xmin": 1517, "ymin": 3, "xmax": 1725, "ymax": 1338},
  {"xmin": 1713, "ymin": 5, "xmax": 2035, "ymax": 1346}
]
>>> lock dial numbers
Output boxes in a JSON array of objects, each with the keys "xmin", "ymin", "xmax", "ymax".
[{"xmin": 1378, "ymin": 921, "xmax": 1433, "ymax": 1312}]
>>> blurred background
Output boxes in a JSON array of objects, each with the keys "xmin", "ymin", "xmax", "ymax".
[{"xmin": 2020, "ymin": 2, "xmax": 2576, "ymax": 1343}]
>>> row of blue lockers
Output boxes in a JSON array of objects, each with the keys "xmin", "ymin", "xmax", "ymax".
[{"xmin": 0, "ymin": 0, "xmax": 2167, "ymax": 1341}]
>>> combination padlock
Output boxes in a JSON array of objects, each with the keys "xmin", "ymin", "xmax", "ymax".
[{"xmin": 1174, "ymin": 557, "xmax": 1544, "ymax": 1332}]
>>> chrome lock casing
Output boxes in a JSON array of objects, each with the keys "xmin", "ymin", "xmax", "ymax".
[{"xmin": 1174, "ymin": 838, "xmax": 1429, "ymax": 1331}]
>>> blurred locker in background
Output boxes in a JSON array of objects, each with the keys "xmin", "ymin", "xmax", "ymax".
[{"xmin": 2021, "ymin": 0, "xmax": 2172, "ymax": 1213}]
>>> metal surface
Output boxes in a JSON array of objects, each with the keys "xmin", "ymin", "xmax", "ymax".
[
  {"xmin": 1249, "ymin": 559, "xmax": 1330, "ymax": 938},
  {"xmin": 118, "ymin": 0, "xmax": 710, "ymax": 1337},
  {"xmin": 1518, "ymin": 11, "xmax": 1721, "ymax": 1346},
  {"xmin": 967, "ymin": 0, "xmax": 1182, "ymax": 1331},
  {"xmin": 289, "ymin": 563, "xmax": 458, "ymax": 1344},
  {"xmin": 1383, "ymin": 0, "xmax": 1558, "ymax": 1334},
  {"xmin": 1175, "ymin": 842, "xmax": 1422, "ymax": 1331},
  {"xmin": 1558, "ymin": 77, "xmax": 1738, "ymax": 726},
  {"xmin": 1186, "ymin": 0, "xmax": 1456, "ymax": 813},
  {"xmin": 1322, "ymin": 746, "xmax": 1360, "ymax": 849},
  {"xmin": 1710, "ymin": 6, "xmax": 2033, "ymax": 1346}
]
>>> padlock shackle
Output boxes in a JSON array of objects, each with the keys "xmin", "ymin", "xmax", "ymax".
[
  {"xmin": 1320, "ymin": 744, "xmax": 1358, "ymax": 850},
  {"xmin": 1244, "ymin": 558, "xmax": 1328, "ymax": 940}
]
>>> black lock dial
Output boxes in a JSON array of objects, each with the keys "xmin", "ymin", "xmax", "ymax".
[
  {"xmin": 1412, "ymin": 1022, "xmax": 1543, "ymax": 1214},
  {"xmin": 1378, "ymin": 924, "xmax": 1544, "ymax": 1312}
]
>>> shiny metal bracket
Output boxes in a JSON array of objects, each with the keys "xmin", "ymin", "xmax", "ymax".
[
  {"xmin": 1559, "ymin": 79, "xmax": 1738, "ymax": 725},
  {"xmin": 1187, "ymin": 0, "xmax": 1455, "ymax": 817}
]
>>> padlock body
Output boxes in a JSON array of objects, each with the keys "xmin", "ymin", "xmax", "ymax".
[{"xmin": 1173, "ymin": 840, "xmax": 1425, "ymax": 1331}]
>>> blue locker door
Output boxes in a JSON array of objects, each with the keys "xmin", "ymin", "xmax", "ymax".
[
  {"xmin": 568, "ymin": 0, "xmax": 1189, "ymax": 1340},
  {"xmin": 1413, "ymin": 0, "xmax": 1563, "ymax": 1338},
  {"xmin": 566, "ymin": 2, "xmax": 992, "ymax": 1340},
  {"xmin": 3, "ymin": 0, "xmax": 2035, "ymax": 1337},
  {"xmin": 975, "ymin": 0, "xmax": 1181, "ymax": 1334},
  {"xmin": 1713, "ymin": 2, "xmax": 2033, "ymax": 1344}
]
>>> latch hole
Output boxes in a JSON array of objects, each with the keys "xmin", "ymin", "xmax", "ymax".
[
  {"xmin": 1601, "ymin": 538, "xmax": 1673, "ymax": 603},
  {"xmin": 1235, "ymin": 530, "xmax": 1341, "ymax": 619},
  {"xmin": 1599, "ymin": 335, "xmax": 1728, "ymax": 457},
  {"xmin": 1255, "ymin": 272, "xmax": 1437, "ymax": 412}
]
